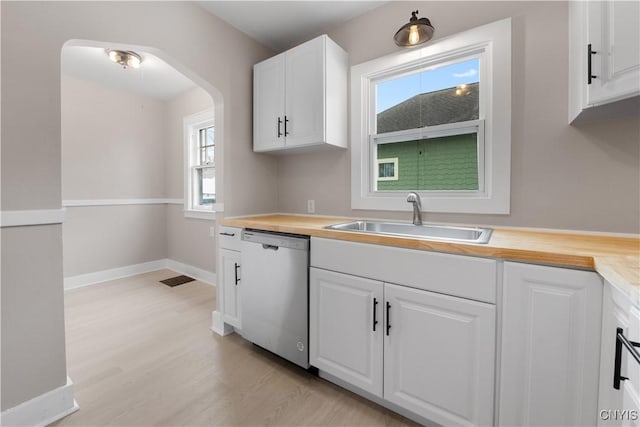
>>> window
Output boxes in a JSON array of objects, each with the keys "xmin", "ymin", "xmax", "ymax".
[
  {"xmin": 184, "ymin": 109, "xmax": 217, "ymax": 219},
  {"xmin": 377, "ymin": 157, "xmax": 399, "ymax": 181},
  {"xmin": 351, "ymin": 18, "xmax": 511, "ymax": 214}
]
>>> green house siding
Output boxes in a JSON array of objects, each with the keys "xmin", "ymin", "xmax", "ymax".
[{"xmin": 377, "ymin": 133, "xmax": 479, "ymax": 191}]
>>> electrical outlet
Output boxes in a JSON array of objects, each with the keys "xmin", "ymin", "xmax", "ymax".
[
  {"xmin": 307, "ymin": 199, "xmax": 315, "ymax": 214},
  {"xmin": 209, "ymin": 226, "xmax": 216, "ymax": 237}
]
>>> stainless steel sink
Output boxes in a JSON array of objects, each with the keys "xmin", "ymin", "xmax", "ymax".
[{"xmin": 325, "ymin": 220, "xmax": 493, "ymax": 244}]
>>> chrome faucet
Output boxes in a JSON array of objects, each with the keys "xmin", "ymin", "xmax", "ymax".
[{"xmin": 407, "ymin": 192, "xmax": 423, "ymax": 225}]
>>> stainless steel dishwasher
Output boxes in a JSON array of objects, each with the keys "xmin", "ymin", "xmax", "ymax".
[{"xmin": 240, "ymin": 229, "xmax": 310, "ymax": 369}]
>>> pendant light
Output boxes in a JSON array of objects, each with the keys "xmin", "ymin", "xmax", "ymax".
[
  {"xmin": 106, "ymin": 49, "xmax": 142, "ymax": 69},
  {"xmin": 393, "ymin": 10, "xmax": 434, "ymax": 48}
]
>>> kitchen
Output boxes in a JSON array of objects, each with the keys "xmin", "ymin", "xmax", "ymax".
[{"xmin": 1, "ymin": 1, "xmax": 639, "ymax": 426}]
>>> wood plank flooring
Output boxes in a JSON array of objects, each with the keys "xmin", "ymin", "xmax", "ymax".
[{"xmin": 52, "ymin": 270, "xmax": 417, "ymax": 426}]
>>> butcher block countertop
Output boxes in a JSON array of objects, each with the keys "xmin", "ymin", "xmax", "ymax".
[{"xmin": 221, "ymin": 214, "xmax": 640, "ymax": 303}]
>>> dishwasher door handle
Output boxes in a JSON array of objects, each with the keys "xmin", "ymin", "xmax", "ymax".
[{"xmin": 262, "ymin": 244, "xmax": 279, "ymax": 251}]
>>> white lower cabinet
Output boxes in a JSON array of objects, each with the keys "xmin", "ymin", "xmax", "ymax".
[
  {"xmin": 309, "ymin": 267, "xmax": 496, "ymax": 426},
  {"xmin": 309, "ymin": 268, "xmax": 383, "ymax": 396},
  {"xmin": 499, "ymin": 262, "xmax": 603, "ymax": 426},
  {"xmin": 219, "ymin": 248, "xmax": 241, "ymax": 328},
  {"xmin": 598, "ymin": 283, "xmax": 640, "ymax": 426},
  {"xmin": 218, "ymin": 226, "xmax": 242, "ymax": 329},
  {"xmin": 384, "ymin": 283, "xmax": 496, "ymax": 426}
]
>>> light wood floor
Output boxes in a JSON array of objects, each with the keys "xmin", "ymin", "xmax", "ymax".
[{"xmin": 53, "ymin": 270, "xmax": 417, "ymax": 426}]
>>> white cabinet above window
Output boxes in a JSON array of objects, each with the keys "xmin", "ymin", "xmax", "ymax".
[
  {"xmin": 569, "ymin": 0, "xmax": 640, "ymax": 124},
  {"xmin": 253, "ymin": 35, "xmax": 348, "ymax": 153}
]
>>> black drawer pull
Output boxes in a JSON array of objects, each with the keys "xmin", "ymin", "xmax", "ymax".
[
  {"xmin": 219, "ymin": 232, "xmax": 235, "ymax": 237},
  {"xmin": 386, "ymin": 302, "xmax": 391, "ymax": 336},
  {"xmin": 588, "ymin": 43, "xmax": 597, "ymax": 84},
  {"xmin": 373, "ymin": 298, "xmax": 379, "ymax": 331},
  {"xmin": 614, "ymin": 327, "xmax": 640, "ymax": 389}
]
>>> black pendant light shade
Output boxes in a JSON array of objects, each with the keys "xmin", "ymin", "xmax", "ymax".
[{"xmin": 394, "ymin": 10, "xmax": 434, "ymax": 48}]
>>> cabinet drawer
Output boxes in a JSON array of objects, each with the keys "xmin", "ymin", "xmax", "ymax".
[
  {"xmin": 311, "ymin": 237, "xmax": 496, "ymax": 303},
  {"xmin": 219, "ymin": 226, "xmax": 241, "ymax": 251}
]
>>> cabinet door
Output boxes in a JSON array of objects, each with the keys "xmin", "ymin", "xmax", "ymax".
[
  {"xmin": 253, "ymin": 53, "xmax": 286, "ymax": 152},
  {"xmin": 500, "ymin": 262, "xmax": 603, "ymax": 426},
  {"xmin": 220, "ymin": 248, "xmax": 241, "ymax": 328},
  {"xmin": 587, "ymin": 1, "xmax": 640, "ymax": 105},
  {"xmin": 384, "ymin": 283, "xmax": 496, "ymax": 426},
  {"xmin": 309, "ymin": 268, "xmax": 383, "ymax": 396},
  {"xmin": 284, "ymin": 36, "xmax": 325, "ymax": 148}
]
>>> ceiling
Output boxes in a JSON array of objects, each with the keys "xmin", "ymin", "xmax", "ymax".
[
  {"xmin": 196, "ymin": 1, "xmax": 389, "ymax": 51},
  {"xmin": 61, "ymin": 45, "xmax": 197, "ymax": 100},
  {"xmin": 61, "ymin": 2, "xmax": 388, "ymax": 99}
]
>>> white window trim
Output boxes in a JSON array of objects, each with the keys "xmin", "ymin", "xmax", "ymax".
[
  {"xmin": 183, "ymin": 108, "xmax": 219, "ymax": 220},
  {"xmin": 350, "ymin": 18, "xmax": 511, "ymax": 214},
  {"xmin": 376, "ymin": 157, "xmax": 399, "ymax": 181}
]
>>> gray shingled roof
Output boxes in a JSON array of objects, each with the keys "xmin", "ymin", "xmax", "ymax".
[{"xmin": 377, "ymin": 82, "xmax": 479, "ymax": 134}]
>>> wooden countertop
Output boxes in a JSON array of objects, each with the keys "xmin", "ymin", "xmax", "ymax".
[{"xmin": 221, "ymin": 214, "xmax": 640, "ymax": 304}]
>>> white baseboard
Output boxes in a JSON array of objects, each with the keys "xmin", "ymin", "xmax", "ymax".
[
  {"xmin": 211, "ymin": 310, "xmax": 234, "ymax": 336},
  {"xmin": 0, "ymin": 377, "xmax": 79, "ymax": 427},
  {"xmin": 165, "ymin": 259, "xmax": 216, "ymax": 286},
  {"xmin": 64, "ymin": 259, "xmax": 216, "ymax": 290},
  {"xmin": 64, "ymin": 260, "xmax": 168, "ymax": 290}
]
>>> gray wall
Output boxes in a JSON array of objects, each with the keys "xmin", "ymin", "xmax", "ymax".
[
  {"xmin": 166, "ymin": 87, "xmax": 217, "ymax": 272},
  {"xmin": 1, "ymin": 1, "xmax": 275, "ymax": 412},
  {"xmin": 277, "ymin": 1, "xmax": 640, "ymax": 234},
  {"xmin": 62, "ymin": 76, "xmax": 168, "ymax": 277},
  {"xmin": 62, "ymin": 77, "xmax": 218, "ymax": 278}
]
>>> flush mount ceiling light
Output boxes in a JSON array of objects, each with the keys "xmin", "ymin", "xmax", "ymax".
[
  {"xmin": 393, "ymin": 10, "xmax": 435, "ymax": 48},
  {"xmin": 106, "ymin": 49, "xmax": 142, "ymax": 69}
]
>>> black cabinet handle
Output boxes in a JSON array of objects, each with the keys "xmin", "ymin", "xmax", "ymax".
[
  {"xmin": 372, "ymin": 298, "xmax": 379, "ymax": 331},
  {"xmin": 284, "ymin": 115, "xmax": 289, "ymax": 136},
  {"xmin": 588, "ymin": 43, "xmax": 597, "ymax": 84},
  {"xmin": 234, "ymin": 263, "xmax": 240, "ymax": 286},
  {"xmin": 219, "ymin": 232, "xmax": 235, "ymax": 237},
  {"xmin": 277, "ymin": 117, "xmax": 283, "ymax": 138},
  {"xmin": 614, "ymin": 327, "xmax": 640, "ymax": 389},
  {"xmin": 386, "ymin": 302, "xmax": 391, "ymax": 336}
]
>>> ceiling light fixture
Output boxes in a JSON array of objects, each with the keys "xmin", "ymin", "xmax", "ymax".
[
  {"xmin": 393, "ymin": 10, "xmax": 434, "ymax": 48},
  {"xmin": 106, "ymin": 49, "xmax": 142, "ymax": 69}
]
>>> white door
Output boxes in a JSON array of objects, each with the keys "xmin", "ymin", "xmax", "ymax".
[
  {"xmin": 284, "ymin": 36, "xmax": 325, "ymax": 148},
  {"xmin": 309, "ymin": 268, "xmax": 383, "ymax": 396},
  {"xmin": 587, "ymin": 1, "xmax": 640, "ymax": 105},
  {"xmin": 384, "ymin": 283, "xmax": 496, "ymax": 426},
  {"xmin": 253, "ymin": 53, "xmax": 286, "ymax": 151},
  {"xmin": 500, "ymin": 262, "xmax": 603, "ymax": 426},
  {"xmin": 220, "ymin": 248, "xmax": 241, "ymax": 328}
]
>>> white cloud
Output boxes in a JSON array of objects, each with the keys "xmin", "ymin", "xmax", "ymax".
[{"xmin": 453, "ymin": 69, "xmax": 478, "ymax": 78}]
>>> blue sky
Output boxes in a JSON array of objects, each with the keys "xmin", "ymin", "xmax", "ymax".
[{"xmin": 376, "ymin": 58, "xmax": 480, "ymax": 113}]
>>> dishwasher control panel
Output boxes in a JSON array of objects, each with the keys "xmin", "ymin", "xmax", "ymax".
[{"xmin": 242, "ymin": 229, "xmax": 309, "ymax": 251}]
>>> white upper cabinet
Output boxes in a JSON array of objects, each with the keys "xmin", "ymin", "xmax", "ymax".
[
  {"xmin": 253, "ymin": 35, "xmax": 348, "ymax": 153},
  {"xmin": 569, "ymin": 0, "xmax": 640, "ymax": 123}
]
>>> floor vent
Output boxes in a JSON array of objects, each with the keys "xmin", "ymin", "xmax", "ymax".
[{"xmin": 160, "ymin": 275, "xmax": 195, "ymax": 287}]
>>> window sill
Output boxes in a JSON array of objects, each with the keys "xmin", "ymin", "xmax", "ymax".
[{"xmin": 183, "ymin": 203, "xmax": 223, "ymax": 220}]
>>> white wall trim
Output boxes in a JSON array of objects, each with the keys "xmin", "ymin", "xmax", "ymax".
[
  {"xmin": 62, "ymin": 198, "xmax": 183, "ymax": 207},
  {"xmin": 64, "ymin": 259, "xmax": 216, "ymax": 290},
  {"xmin": 0, "ymin": 209, "xmax": 66, "ymax": 228},
  {"xmin": 0, "ymin": 377, "xmax": 79, "ymax": 427}
]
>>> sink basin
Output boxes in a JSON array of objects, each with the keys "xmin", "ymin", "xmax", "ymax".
[{"xmin": 325, "ymin": 220, "xmax": 492, "ymax": 244}]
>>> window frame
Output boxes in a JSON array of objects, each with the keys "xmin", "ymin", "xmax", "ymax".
[
  {"xmin": 350, "ymin": 18, "xmax": 511, "ymax": 214},
  {"xmin": 183, "ymin": 108, "xmax": 218, "ymax": 220}
]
